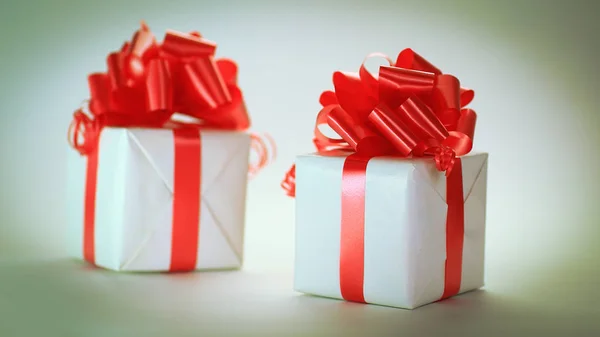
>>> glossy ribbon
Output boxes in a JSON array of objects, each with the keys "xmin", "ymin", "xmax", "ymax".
[
  {"xmin": 70, "ymin": 21, "xmax": 250, "ymax": 156},
  {"xmin": 169, "ymin": 128, "xmax": 202, "ymax": 271},
  {"xmin": 281, "ymin": 50, "xmax": 476, "ymax": 196},
  {"xmin": 70, "ymin": 22, "xmax": 271, "ymax": 271},
  {"xmin": 282, "ymin": 49, "xmax": 477, "ymax": 303},
  {"xmin": 315, "ymin": 50, "xmax": 477, "ymax": 175}
]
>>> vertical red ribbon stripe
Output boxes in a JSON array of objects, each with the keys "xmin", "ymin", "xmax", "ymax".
[
  {"xmin": 440, "ymin": 158, "xmax": 464, "ymax": 299},
  {"xmin": 170, "ymin": 128, "xmax": 202, "ymax": 272},
  {"xmin": 338, "ymin": 156, "xmax": 465, "ymax": 303},
  {"xmin": 83, "ymin": 146, "xmax": 99, "ymax": 264},
  {"xmin": 339, "ymin": 154, "xmax": 370, "ymax": 303}
]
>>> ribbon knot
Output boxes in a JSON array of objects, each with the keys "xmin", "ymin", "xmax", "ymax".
[{"xmin": 432, "ymin": 146, "xmax": 456, "ymax": 176}]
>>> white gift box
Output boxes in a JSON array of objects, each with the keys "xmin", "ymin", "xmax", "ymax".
[
  {"xmin": 294, "ymin": 152, "xmax": 488, "ymax": 309},
  {"xmin": 67, "ymin": 127, "xmax": 250, "ymax": 272}
]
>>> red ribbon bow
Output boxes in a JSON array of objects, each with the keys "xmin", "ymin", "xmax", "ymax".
[
  {"xmin": 68, "ymin": 21, "xmax": 252, "ymax": 156},
  {"xmin": 282, "ymin": 49, "xmax": 477, "ymax": 196}
]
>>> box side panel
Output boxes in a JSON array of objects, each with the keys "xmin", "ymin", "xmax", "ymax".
[
  {"xmin": 93, "ymin": 128, "xmax": 129, "ymax": 271},
  {"xmin": 363, "ymin": 157, "xmax": 415, "ymax": 308},
  {"xmin": 406, "ymin": 162, "xmax": 448, "ymax": 308},
  {"xmin": 459, "ymin": 154, "xmax": 488, "ymax": 293},
  {"xmin": 196, "ymin": 131, "xmax": 251, "ymax": 269},
  {"xmin": 117, "ymin": 129, "xmax": 175, "ymax": 271},
  {"xmin": 294, "ymin": 154, "xmax": 347, "ymax": 300},
  {"xmin": 118, "ymin": 129, "xmax": 250, "ymax": 271}
]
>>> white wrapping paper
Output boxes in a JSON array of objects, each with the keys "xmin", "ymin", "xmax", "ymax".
[{"xmin": 67, "ymin": 127, "xmax": 250, "ymax": 271}]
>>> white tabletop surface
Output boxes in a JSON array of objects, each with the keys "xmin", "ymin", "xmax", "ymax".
[{"xmin": 0, "ymin": 259, "xmax": 598, "ymax": 337}]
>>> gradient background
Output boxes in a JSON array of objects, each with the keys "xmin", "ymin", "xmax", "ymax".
[{"xmin": 0, "ymin": 0, "xmax": 599, "ymax": 336}]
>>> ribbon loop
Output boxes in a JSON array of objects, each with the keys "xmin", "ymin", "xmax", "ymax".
[
  {"xmin": 146, "ymin": 58, "xmax": 173, "ymax": 114},
  {"xmin": 248, "ymin": 133, "xmax": 277, "ymax": 179},
  {"xmin": 182, "ymin": 56, "xmax": 231, "ymax": 109},
  {"xmin": 162, "ymin": 30, "xmax": 217, "ymax": 57},
  {"xmin": 432, "ymin": 74, "xmax": 461, "ymax": 129},
  {"xmin": 395, "ymin": 48, "xmax": 442, "ymax": 74},
  {"xmin": 88, "ymin": 73, "xmax": 111, "ymax": 116},
  {"xmin": 369, "ymin": 104, "xmax": 416, "ymax": 156},
  {"xmin": 443, "ymin": 108, "xmax": 477, "ymax": 156},
  {"xmin": 128, "ymin": 22, "xmax": 157, "ymax": 59},
  {"xmin": 397, "ymin": 95, "xmax": 449, "ymax": 142},
  {"xmin": 216, "ymin": 59, "xmax": 239, "ymax": 86},
  {"xmin": 68, "ymin": 109, "xmax": 101, "ymax": 156},
  {"xmin": 359, "ymin": 52, "xmax": 394, "ymax": 98},
  {"xmin": 460, "ymin": 87, "xmax": 475, "ymax": 107},
  {"xmin": 379, "ymin": 66, "xmax": 436, "ymax": 109}
]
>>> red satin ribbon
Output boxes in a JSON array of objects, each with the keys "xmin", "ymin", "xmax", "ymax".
[
  {"xmin": 82, "ymin": 141, "xmax": 99, "ymax": 264},
  {"xmin": 282, "ymin": 49, "xmax": 477, "ymax": 303},
  {"xmin": 170, "ymin": 129, "xmax": 202, "ymax": 272},
  {"xmin": 70, "ymin": 22, "xmax": 272, "ymax": 270},
  {"xmin": 339, "ymin": 154, "xmax": 369, "ymax": 303},
  {"xmin": 440, "ymin": 158, "xmax": 464, "ymax": 300},
  {"xmin": 72, "ymin": 21, "xmax": 250, "ymax": 157}
]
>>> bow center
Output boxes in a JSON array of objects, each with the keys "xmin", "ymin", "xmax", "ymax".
[{"xmin": 433, "ymin": 146, "xmax": 456, "ymax": 176}]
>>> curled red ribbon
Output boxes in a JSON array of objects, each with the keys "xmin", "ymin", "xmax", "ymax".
[
  {"xmin": 69, "ymin": 21, "xmax": 252, "ymax": 156},
  {"xmin": 248, "ymin": 133, "xmax": 277, "ymax": 179},
  {"xmin": 282, "ymin": 49, "xmax": 477, "ymax": 197}
]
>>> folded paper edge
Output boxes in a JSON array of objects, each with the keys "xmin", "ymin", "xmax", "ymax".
[
  {"xmin": 463, "ymin": 153, "xmax": 488, "ymax": 202},
  {"xmin": 119, "ymin": 132, "xmax": 172, "ymax": 270},
  {"xmin": 127, "ymin": 130, "xmax": 175, "ymax": 195},
  {"xmin": 201, "ymin": 136, "xmax": 251, "ymax": 266}
]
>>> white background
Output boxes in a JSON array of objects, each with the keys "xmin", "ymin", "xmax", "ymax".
[{"xmin": 0, "ymin": 0, "xmax": 598, "ymax": 326}]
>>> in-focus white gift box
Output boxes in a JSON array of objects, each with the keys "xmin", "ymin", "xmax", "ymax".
[
  {"xmin": 294, "ymin": 152, "xmax": 488, "ymax": 309},
  {"xmin": 67, "ymin": 127, "xmax": 250, "ymax": 272}
]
